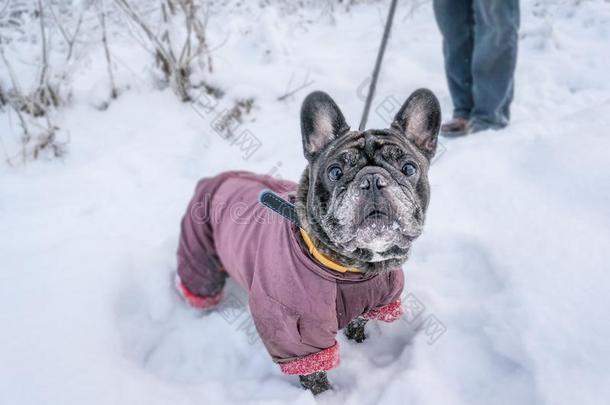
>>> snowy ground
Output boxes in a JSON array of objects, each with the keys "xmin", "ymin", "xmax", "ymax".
[{"xmin": 1, "ymin": 1, "xmax": 610, "ymax": 404}]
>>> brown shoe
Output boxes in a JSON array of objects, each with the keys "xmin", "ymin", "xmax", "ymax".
[{"xmin": 440, "ymin": 117, "xmax": 470, "ymax": 138}]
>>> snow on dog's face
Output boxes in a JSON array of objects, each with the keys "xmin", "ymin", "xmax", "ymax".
[{"xmin": 296, "ymin": 89, "xmax": 440, "ymax": 273}]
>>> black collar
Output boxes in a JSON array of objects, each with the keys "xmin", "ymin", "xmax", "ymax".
[{"xmin": 258, "ymin": 190, "xmax": 301, "ymax": 227}]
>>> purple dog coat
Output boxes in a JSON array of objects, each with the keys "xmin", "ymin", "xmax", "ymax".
[{"xmin": 177, "ymin": 171, "xmax": 404, "ymax": 375}]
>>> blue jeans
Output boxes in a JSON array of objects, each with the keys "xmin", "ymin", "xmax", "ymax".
[{"xmin": 433, "ymin": 0, "xmax": 520, "ymax": 128}]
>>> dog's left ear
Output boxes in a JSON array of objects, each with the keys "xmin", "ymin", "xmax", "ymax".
[
  {"xmin": 301, "ymin": 91, "xmax": 349, "ymax": 161},
  {"xmin": 391, "ymin": 89, "xmax": 441, "ymax": 159}
]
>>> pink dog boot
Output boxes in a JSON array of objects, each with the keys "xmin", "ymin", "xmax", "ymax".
[{"xmin": 175, "ymin": 275, "xmax": 223, "ymax": 310}]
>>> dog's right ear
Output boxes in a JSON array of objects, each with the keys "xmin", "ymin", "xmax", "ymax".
[
  {"xmin": 301, "ymin": 91, "xmax": 349, "ymax": 161},
  {"xmin": 391, "ymin": 88, "xmax": 441, "ymax": 159}
]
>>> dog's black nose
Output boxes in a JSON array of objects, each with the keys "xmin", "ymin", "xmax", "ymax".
[{"xmin": 359, "ymin": 173, "xmax": 387, "ymax": 190}]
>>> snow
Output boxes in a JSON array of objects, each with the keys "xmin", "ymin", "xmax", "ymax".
[{"xmin": 1, "ymin": 1, "xmax": 610, "ymax": 404}]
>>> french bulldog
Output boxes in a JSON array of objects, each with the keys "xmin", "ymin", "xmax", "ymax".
[{"xmin": 175, "ymin": 88, "xmax": 440, "ymax": 395}]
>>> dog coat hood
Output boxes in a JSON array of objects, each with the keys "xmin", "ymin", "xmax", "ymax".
[{"xmin": 177, "ymin": 171, "xmax": 404, "ymax": 374}]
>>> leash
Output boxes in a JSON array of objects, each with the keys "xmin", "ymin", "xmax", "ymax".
[{"xmin": 359, "ymin": 0, "xmax": 399, "ymax": 131}]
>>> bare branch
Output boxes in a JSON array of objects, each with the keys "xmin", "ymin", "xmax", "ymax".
[
  {"xmin": 277, "ymin": 72, "xmax": 314, "ymax": 101},
  {"xmin": 37, "ymin": 0, "xmax": 49, "ymax": 88},
  {"xmin": 98, "ymin": 0, "xmax": 118, "ymax": 99},
  {"xmin": 113, "ymin": 0, "xmax": 212, "ymax": 102},
  {"xmin": 114, "ymin": 0, "xmax": 175, "ymax": 66},
  {"xmin": 46, "ymin": 3, "xmax": 86, "ymax": 62},
  {"xmin": 1, "ymin": 44, "xmax": 32, "ymax": 162}
]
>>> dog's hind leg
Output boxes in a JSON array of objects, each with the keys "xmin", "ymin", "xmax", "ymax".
[
  {"xmin": 344, "ymin": 317, "xmax": 368, "ymax": 343},
  {"xmin": 175, "ymin": 177, "xmax": 230, "ymax": 309}
]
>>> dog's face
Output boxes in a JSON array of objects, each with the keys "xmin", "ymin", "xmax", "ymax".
[{"xmin": 296, "ymin": 89, "xmax": 440, "ymax": 273}]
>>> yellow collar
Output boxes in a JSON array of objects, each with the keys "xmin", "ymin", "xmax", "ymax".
[{"xmin": 299, "ymin": 228, "xmax": 362, "ymax": 273}]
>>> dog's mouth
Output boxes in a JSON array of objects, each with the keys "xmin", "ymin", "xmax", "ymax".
[
  {"xmin": 365, "ymin": 209, "xmax": 387, "ymax": 220},
  {"xmin": 360, "ymin": 207, "xmax": 391, "ymax": 225}
]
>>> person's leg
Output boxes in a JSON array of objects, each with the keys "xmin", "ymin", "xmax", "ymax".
[
  {"xmin": 471, "ymin": 0, "xmax": 520, "ymax": 129},
  {"xmin": 433, "ymin": 0, "xmax": 475, "ymax": 120}
]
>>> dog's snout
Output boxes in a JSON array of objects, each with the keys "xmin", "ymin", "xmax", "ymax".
[{"xmin": 359, "ymin": 173, "xmax": 387, "ymax": 191}]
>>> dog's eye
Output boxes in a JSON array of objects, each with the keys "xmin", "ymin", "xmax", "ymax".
[
  {"xmin": 327, "ymin": 165, "xmax": 343, "ymax": 182},
  {"xmin": 401, "ymin": 162, "xmax": 417, "ymax": 177}
]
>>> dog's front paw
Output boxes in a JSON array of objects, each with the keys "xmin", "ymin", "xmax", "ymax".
[
  {"xmin": 344, "ymin": 317, "xmax": 368, "ymax": 343},
  {"xmin": 299, "ymin": 371, "xmax": 331, "ymax": 395}
]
